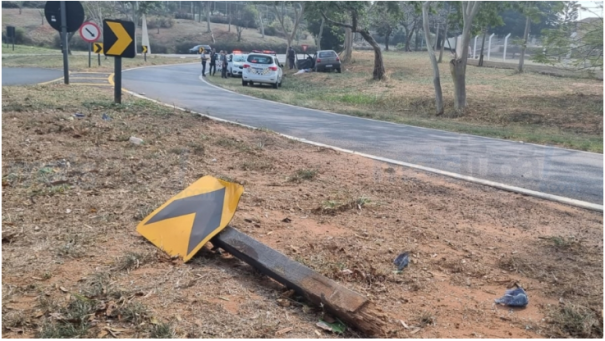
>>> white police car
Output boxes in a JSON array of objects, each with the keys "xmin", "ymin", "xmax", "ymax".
[
  {"xmin": 242, "ymin": 53, "xmax": 283, "ymax": 89},
  {"xmin": 227, "ymin": 51, "xmax": 248, "ymax": 77}
]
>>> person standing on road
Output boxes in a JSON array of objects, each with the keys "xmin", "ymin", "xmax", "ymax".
[
  {"xmin": 209, "ymin": 48, "xmax": 217, "ymax": 76},
  {"xmin": 287, "ymin": 46, "xmax": 296, "ymax": 70},
  {"xmin": 200, "ymin": 49, "xmax": 209, "ymax": 77},
  {"xmin": 221, "ymin": 51, "xmax": 228, "ymax": 78}
]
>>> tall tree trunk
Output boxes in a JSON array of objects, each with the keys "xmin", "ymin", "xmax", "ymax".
[
  {"xmin": 384, "ymin": 27, "xmax": 392, "ymax": 51},
  {"xmin": 197, "ymin": 2, "xmax": 201, "ymax": 22},
  {"xmin": 450, "ymin": 1, "xmax": 481, "ymax": 113},
  {"xmin": 518, "ymin": 14, "xmax": 531, "ymax": 73},
  {"xmin": 438, "ymin": 17, "xmax": 449, "ymax": 62},
  {"xmin": 317, "ymin": 17, "xmax": 325, "ymax": 50},
  {"xmin": 206, "ymin": 2, "xmax": 212, "ymax": 33},
  {"xmin": 405, "ymin": 27, "xmax": 415, "ymax": 52},
  {"xmin": 415, "ymin": 29, "xmax": 421, "ymax": 51},
  {"xmin": 259, "ymin": 9, "xmax": 264, "ymax": 38},
  {"xmin": 478, "ymin": 28, "xmax": 487, "ymax": 66},
  {"xmin": 423, "ymin": 2, "xmax": 444, "ymax": 115},
  {"xmin": 434, "ymin": 23, "xmax": 440, "ymax": 50},
  {"xmin": 358, "ymin": 30, "xmax": 385, "ymax": 80},
  {"xmin": 343, "ymin": 26, "xmax": 353, "ymax": 62},
  {"xmin": 228, "ymin": 2, "xmax": 231, "ymax": 32}
]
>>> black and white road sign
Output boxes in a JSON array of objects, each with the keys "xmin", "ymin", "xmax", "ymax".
[{"xmin": 79, "ymin": 22, "xmax": 100, "ymax": 43}]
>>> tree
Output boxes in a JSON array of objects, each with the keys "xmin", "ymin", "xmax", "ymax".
[
  {"xmin": 450, "ymin": 1, "xmax": 481, "ymax": 112},
  {"xmin": 371, "ymin": 4, "xmax": 401, "ymax": 51},
  {"xmin": 537, "ymin": 2, "xmax": 602, "ymax": 69},
  {"xmin": 422, "ymin": 1, "xmax": 444, "ymax": 115},
  {"xmin": 472, "ymin": 2, "xmax": 507, "ymax": 66},
  {"xmin": 438, "ymin": 3, "xmax": 452, "ymax": 63},
  {"xmin": 318, "ymin": 1, "xmax": 398, "ymax": 80},
  {"xmin": 273, "ymin": 1, "xmax": 306, "ymax": 69},
  {"xmin": 399, "ymin": 2, "xmax": 422, "ymax": 52}
]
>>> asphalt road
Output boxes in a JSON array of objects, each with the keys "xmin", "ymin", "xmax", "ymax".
[
  {"xmin": 3, "ymin": 66, "xmax": 602, "ymax": 205},
  {"xmin": 121, "ymin": 64, "xmax": 603, "ymax": 205},
  {"xmin": 2, "ymin": 67, "xmax": 62, "ymax": 85}
]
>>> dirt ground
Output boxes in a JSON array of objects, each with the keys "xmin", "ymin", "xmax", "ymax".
[{"xmin": 2, "ymin": 84, "xmax": 603, "ymax": 338}]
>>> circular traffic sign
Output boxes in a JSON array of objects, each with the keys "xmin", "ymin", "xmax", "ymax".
[
  {"xmin": 44, "ymin": 1, "xmax": 84, "ymax": 33},
  {"xmin": 79, "ymin": 22, "xmax": 100, "ymax": 43}
]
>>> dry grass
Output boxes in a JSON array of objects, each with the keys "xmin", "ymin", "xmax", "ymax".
[
  {"xmin": 208, "ymin": 51, "xmax": 603, "ymax": 152},
  {"xmin": 2, "ymin": 83, "xmax": 602, "ymax": 338}
]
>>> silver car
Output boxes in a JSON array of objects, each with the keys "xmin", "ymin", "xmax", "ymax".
[
  {"xmin": 227, "ymin": 53, "xmax": 248, "ymax": 77},
  {"xmin": 314, "ymin": 50, "xmax": 341, "ymax": 73},
  {"xmin": 242, "ymin": 53, "xmax": 283, "ymax": 89}
]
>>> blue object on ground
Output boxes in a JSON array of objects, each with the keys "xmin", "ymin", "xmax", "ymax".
[
  {"xmin": 73, "ymin": 113, "xmax": 85, "ymax": 118},
  {"xmin": 102, "ymin": 113, "xmax": 111, "ymax": 121},
  {"xmin": 393, "ymin": 251, "xmax": 410, "ymax": 271},
  {"xmin": 495, "ymin": 287, "xmax": 529, "ymax": 307}
]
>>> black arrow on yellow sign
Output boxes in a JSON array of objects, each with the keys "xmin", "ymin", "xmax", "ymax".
[
  {"xmin": 136, "ymin": 176, "xmax": 244, "ymax": 262},
  {"xmin": 142, "ymin": 45, "xmax": 148, "ymax": 54},
  {"xmin": 103, "ymin": 19, "xmax": 135, "ymax": 58},
  {"xmin": 93, "ymin": 42, "xmax": 103, "ymax": 54}
]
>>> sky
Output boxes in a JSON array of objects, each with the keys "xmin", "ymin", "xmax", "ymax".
[{"xmin": 578, "ymin": 0, "xmax": 603, "ymax": 19}]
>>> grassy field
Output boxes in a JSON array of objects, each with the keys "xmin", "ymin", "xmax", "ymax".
[
  {"xmin": 1, "ymin": 44, "xmax": 62, "ymax": 54},
  {"xmin": 2, "ymin": 53, "xmax": 196, "ymax": 72},
  {"xmin": 2, "ymin": 83, "xmax": 602, "ymax": 339},
  {"xmin": 207, "ymin": 51, "xmax": 603, "ymax": 153}
]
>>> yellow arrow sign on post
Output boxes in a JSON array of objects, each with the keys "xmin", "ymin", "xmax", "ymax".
[
  {"xmin": 93, "ymin": 42, "xmax": 103, "ymax": 54},
  {"xmin": 103, "ymin": 19, "xmax": 135, "ymax": 58},
  {"xmin": 142, "ymin": 45, "xmax": 148, "ymax": 54},
  {"xmin": 136, "ymin": 176, "xmax": 244, "ymax": 262}
]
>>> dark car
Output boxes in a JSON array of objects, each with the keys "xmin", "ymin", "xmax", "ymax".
[
  {"xmin": 189, "ymin": 44, "xmax": 212, "ymax": 54},
  {"xmin": 314, "ymin": 50, "xmax": 341, "ymax": 73}
]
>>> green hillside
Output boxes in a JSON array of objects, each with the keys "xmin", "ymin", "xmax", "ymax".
[{"xmin": 2, "ymin": 8, "xmax": 316, "ymax": 54}]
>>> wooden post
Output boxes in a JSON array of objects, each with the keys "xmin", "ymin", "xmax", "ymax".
[{"xmin": 212, "ymin": 226, "xmax": 389, "ymax": 337}]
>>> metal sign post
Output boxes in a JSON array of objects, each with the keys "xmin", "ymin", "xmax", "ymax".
[
  {"xmin": 45, "ymin": 1, "xmax": 84, "ymax": 85},
  {"xmin": 79, "ymin": 21, "xmax": 100, "ymax": 69},
  {"xmin": 60, "ymin": 1, "xmax": 69, "ymax": 84}
]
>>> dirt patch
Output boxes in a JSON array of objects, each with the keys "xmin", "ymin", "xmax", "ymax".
[{"xmin": 2, "ymin": 84, "xmax": 602, "ymax": 338}]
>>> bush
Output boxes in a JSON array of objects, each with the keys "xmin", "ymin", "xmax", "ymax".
[
  {"xmin": 145, "ymin": 16, "xmax": 175, "ymax": 29},
  {"xmin": 174, "ymin": 12, "xmax": 194, "ymax": 20},
  {"xmin": 264, "ymin": 25, "xmax": 278, "ymax": 37}
]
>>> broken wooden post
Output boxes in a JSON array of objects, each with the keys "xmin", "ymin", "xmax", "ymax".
[{"xmin": 212, "ymin": 226, "xmax": 390, "ymax": 337}]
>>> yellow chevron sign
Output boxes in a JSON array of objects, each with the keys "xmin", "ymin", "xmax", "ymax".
[
  {"xmin": 136, "ymin": 176, "xmax": 244, "ymax": 262},
  {"xmin": 142, "ymin": 45, "xmax": 148, "ymax": 54},
  {"xmin": 103, "ymin": 19, "xmax": 135, "ymax": 58},
  {"xmin": 93, "ymin": 42, "xmax": 103, "ymax": 54}
]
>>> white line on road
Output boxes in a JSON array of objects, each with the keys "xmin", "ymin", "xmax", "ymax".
[{"xmin": 117, "ymin": 66, "xmax": 603, "ymax": 212}]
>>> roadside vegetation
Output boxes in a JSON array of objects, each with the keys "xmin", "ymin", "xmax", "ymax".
[{"xmin": 207, "ymin": 51, "xmax": 603, "ymax": 153}]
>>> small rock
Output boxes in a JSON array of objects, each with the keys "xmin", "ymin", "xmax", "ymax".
[
  {"xmin": 129, "ymin": 136, "xmax": 144, "ymax": 145},
  {"xmin": 34, "ymin": 226, "xmax": 40, "ymax": 231},
  {"xmin": 281, "ymin": 217, "xmax": 291, "ymax": 223},
  {"xmin": 65, "ymin": 209, "xmax": 72, "ymax": 214},
  {"xmin": 211, "ymin": 158, "xmax": 217, "ymax": 162},
  {"xmin": 73, "ymin": 113, "xmax": 85, "ymax": 119}
]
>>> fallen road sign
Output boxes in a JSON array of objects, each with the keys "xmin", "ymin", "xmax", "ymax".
[{"xmin": 136, "ymin": 176, "xmax": 243, "ymax": 262}]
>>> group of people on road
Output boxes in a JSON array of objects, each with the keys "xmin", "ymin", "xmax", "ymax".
[{"xmin": 200, "ymin": 48, "xmax": 228, "ymax": 78}]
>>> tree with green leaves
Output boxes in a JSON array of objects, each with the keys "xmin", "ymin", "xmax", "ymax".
[
  {"xmin": 315, "ymin": 1, "xmax": 398, "ymax": 80},
  {"xmin": 514, "ymin": 1, "xmax": 564, "ymax": 72},
  {"xmin": 399, "ymin": 2, "xmax": 422, "ymax": 52},
  {"xmin": 371, "ymin": 4, "xmax": 402, "ymax": 51},
  {"xmin": 273, "ymin": 1, "xmax": 306, "ymax": 68},
  {"xmin": 422, "ymin": 1, "xmax": 444, "ymax": 115},
  {"xmin": 471, "ymin": 1, "xmax": 508, "ymax": 66},
  {"xmin": 450, "ymin": 1, "xmax": 481, "ymax": 112},
  {"xmin": 536, "ymin": 2, "xmax": 602, "ymax": 70}
]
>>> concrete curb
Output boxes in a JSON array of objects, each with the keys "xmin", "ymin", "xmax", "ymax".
[{"xmin": 117, "ymin": 66, "xmax": 603, "ymax": 213}]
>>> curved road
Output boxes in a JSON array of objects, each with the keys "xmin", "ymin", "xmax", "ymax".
[
  {"xmin": 3, "ymin": 66, "xmax": 602, "ymax": 206},
  {"xmin": 122, "ymin": 64, "xmax": 602, "ymax": 205}
]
